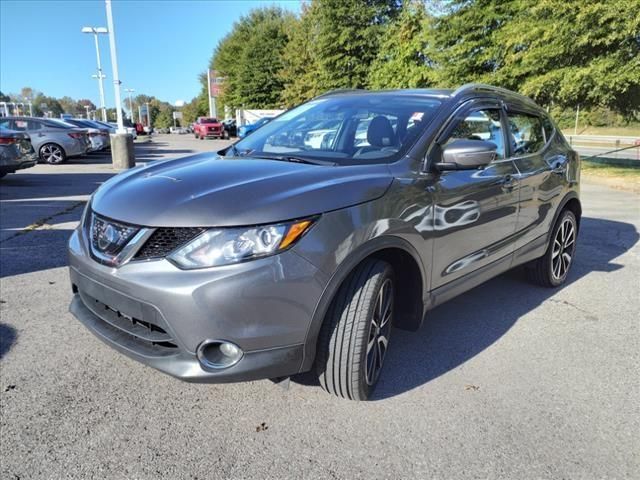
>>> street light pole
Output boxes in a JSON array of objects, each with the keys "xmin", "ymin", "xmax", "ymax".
[
  {"xmin": 81, "ymin": 26, "xmax": 108, "ymax": 122},
  {"xmin": 105, "ymin": 0, "xmax": 125, "ymax": 134},
  {"xmin": 125, "ymin": 88, "xmax": 135, "ymax": 123},
  {"xmin": 104, "ymin": 0, "xmax": 134, "ymax": 170}
]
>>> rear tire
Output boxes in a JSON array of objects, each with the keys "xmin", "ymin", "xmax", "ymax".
[
  {"xmin": 316, "ymin": 258, "xmax": 394, "ymax": 400},
  {"xmin": 39, "ymin": 143, "xmax": 66, "ymax": 164},
  {"xmin": 526, "ymin": 209, "xmax": 577, "ymax": 287}
]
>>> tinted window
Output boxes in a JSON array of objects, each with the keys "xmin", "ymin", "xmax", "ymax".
[
  {"xmin": 43, "ymin": 119, "xmax": 73, "ymax": 129},
  {"xmin": 12, "ymin": 119, "xmax": 28, "ymax": 131},
  {"xmin": 199, "ymin": 118, "xmax": 218, "ymax": 123},
  {"xmin": 230, "ymin": 95, "xmax": 442, "ymax": 165},
  {"xmin": 0, "ymin": 119, "xmax": 14, "ymax": 129},
  {"xmin": 445, "ymin": 109, "xmax": 505, "ymax": 159},
  {"xmin": 508, "ymin": 112, "xmax": 546, "ymax": 156}
]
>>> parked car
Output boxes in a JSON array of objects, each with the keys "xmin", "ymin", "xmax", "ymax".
[
  {"xmin": 0, "ymin": 117, "xmax": 90, "ymax": 164},
  {"xmin": 238, "ymin": 116, "xmax": 273, "ymax": 138},
  {"xmin": 0, "ymin": 126, "xmax": 37, "ymax": 177},
  {"xmin": 170, "ymin": 126, "xmax": 188, "ymax": 134},
  {"xmin": 222, "ymin": 118, "xmax": 237, "ymax": 137},
  {"xmin": 92, "ymin": 120, "xmax": 116, "ymax": 134},
  {"xmin": 63, "ymin": 118, "xmax": 110, "ymax": 151},
  {"xmin": 68, "ymin": 84, "xmax": 581, "ymax": 400},
  {"xmin": 193, "ymin": 117, "xmax": 225, "ymax": 139},
  {"xmin": 108, "ymin": 122, "xmax": 137, "ymax": 139}
]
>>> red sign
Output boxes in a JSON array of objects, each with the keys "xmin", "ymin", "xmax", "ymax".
[{"xmin": 209, "ymin": 70, "xmax": 224, "ymax": 97}]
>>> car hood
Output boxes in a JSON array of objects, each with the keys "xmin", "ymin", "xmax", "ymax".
[{"xmin": 91, "ymin": 153, "xmax": 393, "ymax": 227}]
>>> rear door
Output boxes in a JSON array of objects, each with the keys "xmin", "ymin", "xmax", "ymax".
[
  {"xmin": 505, "ymin": 108, "xmax": 567, "ymax": 250},
  {"xmin": 430, "ymin": 101, "xmax": 520, "ymax": 288}
]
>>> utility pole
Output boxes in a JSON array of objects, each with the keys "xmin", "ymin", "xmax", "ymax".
[
  {"xmin": 105, "ymin": 0, "xmax": 134, "ymax": 169},
  {"xmin": 125, "ymin": 88, "xmax": 135, "ymax": 123},
  {"xmin": 207, "ymin": 67, "xmax": 213, "ymax": 117},
  {"xmin": 81, "ymin": 26, "xmax": 108, "ymax": 122},
  {"xmin": 574, "ymin": 104, "xmax": 580, "ymax": 136}
]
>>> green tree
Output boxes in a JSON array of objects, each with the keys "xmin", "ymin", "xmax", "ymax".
[
  {"xmin": 279, "ymin": 2, "xmax": 323, "ymax": 107},
  {"xmin": 58, "ymin": 96, "xmax": 79, "ymax": 115},
  {"xmin": 77, "ymin": 99, "xmax": 97, "ymax": 117},
  {"xmin": 313, "ymin": 0, "xmax": 401, "ymax": 91},
  {"xmin": 368, "ymin": 0, "xmax": 434, "ymax": 89},
  {"xmin": 154, "ymin": 108, "xmax": 174, "ymax": 129},
  {"xmin": 31, "ymin": 95, "xmax": 63, "ymax": 117},
  {"xmin": 212, "ymin": 7, "xmax": 295, "ymax": 109},
  {"xmin": 431, "ymin": 0, "xmax": 640, "ymax": 115}
]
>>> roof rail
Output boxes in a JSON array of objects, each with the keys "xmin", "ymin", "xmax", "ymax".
[
  {"xmin": 315, "ymin": 88, "xmax": 364, "ymax": 98},
  {"xmin": 452, "ymin": 83, "xmax": 536, "ymax": 104}
]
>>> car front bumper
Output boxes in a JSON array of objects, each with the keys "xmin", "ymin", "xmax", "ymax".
[{"xmin": 67, "ymin": 227, "xmax": 329, "ymax": 383}]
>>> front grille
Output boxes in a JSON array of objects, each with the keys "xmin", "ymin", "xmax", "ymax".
[
  {"xmin": 134, "ymin": 227, "xmax": 205, "ymax": 260},
  {"xmin": 81, "ymin": 291, "xmax": 178, "ymax": 354},
  {"xmin": 90, "ymin": 213, "xmax": 139, "ymax": 263}
]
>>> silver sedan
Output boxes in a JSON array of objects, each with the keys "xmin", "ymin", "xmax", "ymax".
[{"xmin": 0, "ymin": 117, "xmax": 90, "ymax": 164}]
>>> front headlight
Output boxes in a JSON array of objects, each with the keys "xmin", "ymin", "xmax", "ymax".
[{"xmin": 168, "ymin": 218, "xmax": 315, "ymax": 269}]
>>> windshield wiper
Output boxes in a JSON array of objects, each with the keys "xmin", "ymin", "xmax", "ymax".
[{"xmin": 251, "ymin": 154, "xmax": 337, "ymax": 166}]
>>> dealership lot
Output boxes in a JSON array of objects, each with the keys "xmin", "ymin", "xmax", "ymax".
[{"xmin": 1, "ymin": 135, "xmax": 638, "ymax": 479}]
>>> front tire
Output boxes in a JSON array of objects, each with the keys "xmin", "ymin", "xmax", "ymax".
[
  {"xmin": 316, "ymin": 259, "xmax": 394, "ymax": 400},
  {"xmin": 527, "ymin": 209, "xmax": 577, "ymax": 287},
  {"xmin": 39, "ymin": 143, "xmax": 66, "ymax": 164}
]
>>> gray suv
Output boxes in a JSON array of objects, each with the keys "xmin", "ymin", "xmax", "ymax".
[{"xmin": 68, "ymin": 84, "xmax": 581, "ymax": 400}]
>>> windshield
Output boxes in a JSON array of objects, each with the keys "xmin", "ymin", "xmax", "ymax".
[
  {"xmin": 200, "ymin": 118, "xmax": 218, "ymax": 123},
  {"xmin": 227, "ymin": 94, "xmax": 441, "ymax": 165}
]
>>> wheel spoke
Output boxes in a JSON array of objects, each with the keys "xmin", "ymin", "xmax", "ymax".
[
  {"xmin": 552, "ymin": 258, "xmax": 561, "ymax": 278},
  {"xmin": 367, "ymin": 336, "xmax": 376, "ymax": 354},
  {"xmin": 562, "ymin": 252, "xmax": 571, "ymax": 273}
]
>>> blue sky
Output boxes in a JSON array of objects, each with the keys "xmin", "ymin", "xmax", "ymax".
[{"xmin": 0, "ymin": 0, "xmax": 301, "ymax": 107}]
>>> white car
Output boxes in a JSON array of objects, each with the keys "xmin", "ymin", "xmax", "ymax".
[{"xmin": 108, "ymin": 123, "xmax": 137, "ymax": 139}]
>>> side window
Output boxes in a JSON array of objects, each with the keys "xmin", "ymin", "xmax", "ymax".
[
  {"xmin": 445, "ymin": 109, "xmax": 505, "ymax": 159},
  {"xmin": 27, "ymin": 120, "xmax": 42, "ymax": 131},
  {"xmin": 0, "ymin": 119, "xmax": 13, "ymax": 129},
  {"xmin": 507, "ymin": 112, "xmax": 546, "ymax": 156},
  {"xmin": 13, "ymin": 120, "xmax": 28, "ymax": 131}
]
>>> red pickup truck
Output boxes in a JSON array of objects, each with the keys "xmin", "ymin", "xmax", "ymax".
[{"xmin": 193, "ymin": 117, "xmax": 226, "ymax": 140}]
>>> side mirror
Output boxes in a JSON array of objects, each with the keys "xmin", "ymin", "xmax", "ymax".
[{"xmin": 436, "ymin": 139, "xmax": 497, "ymax": 171}]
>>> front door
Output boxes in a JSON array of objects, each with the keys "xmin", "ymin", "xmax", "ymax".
[{"xmin": 430, "ymin": 104, "xmax": 520, "ymax": 289}]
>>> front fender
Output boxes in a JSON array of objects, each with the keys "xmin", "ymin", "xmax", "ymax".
[{"xmin": 294, "ymin": 202, "xmax": 431, "ymax": 372}]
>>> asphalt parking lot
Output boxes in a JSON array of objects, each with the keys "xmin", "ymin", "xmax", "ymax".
[{"xmin": 1, "ymin": 134, "xmax": 639, "ymax": 479}]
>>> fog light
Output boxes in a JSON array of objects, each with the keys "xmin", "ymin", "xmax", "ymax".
[{"xmin": 197, "ymin": 340, "xmax": 244, "ymax": 370}]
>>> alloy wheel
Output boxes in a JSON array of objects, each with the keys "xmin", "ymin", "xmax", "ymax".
[
  {"xmin": 365, "ymin": 278, "xmax": 393, "ymax": 386},
  {"xmin": 551, "ymin": 217, "xmax": 575, "ymax": 281},
  {"xmin": 41, "ymin": 145, "xmax": 63, "ymax": 164}
]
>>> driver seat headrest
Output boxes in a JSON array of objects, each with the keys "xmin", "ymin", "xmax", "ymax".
[{"xmin": 367, "ymin": 116, "xmax": 394, "ymax": 147}]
